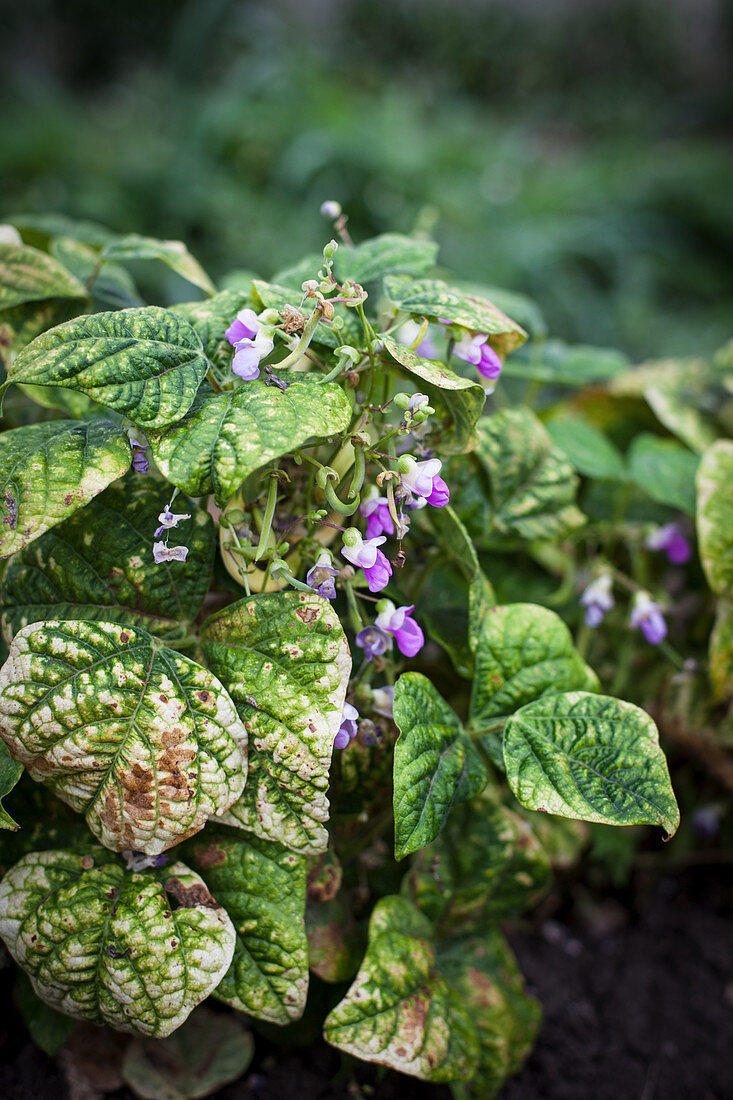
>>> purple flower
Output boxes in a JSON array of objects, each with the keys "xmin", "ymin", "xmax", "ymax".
[
  {"xmin": 154, "ymin": 506, "xmax": 191, "ymax": 538},
  {"xmin": 129, "ymin": 438, "xmax": 149, "ymax": 474},
  {"xmin": 630, "ymin": 592, "xmax": 667, "ymax": 645},
  {"xmin": 398, "ymin": 455, "xmax": 450, "ymax": 509},
  {"xmin": 341, "ymin": 530, "xmax": 393, "ymax": 593},
  {"xmin": 580, "ymin": 574, "xmax": 614, "ymax": 628},
  {"xmin": 375, "ymin": 600, "xmax": 425, "ymax": 658},
  {"xmin": 455, "ymin": 333, "xmax": 503, "ymax": 387},
  {"xmin": 153, "ymin": 542, "xmax": 189, "ymax": 564},
  {"xmin": 361, "ymin": 489, "xmax": 394, "ymax": 540},
  {"xmin": 371, "ymin": 686, "xmax": 395, "ymax": 720},
  {"xmin": 645, "ymin": 523, "xmax": 692, "ymax": 565},
  {"xmin": 356, "ymin": 624, "xmax": 392, "ymax": 661},
  {"xmin": 123, "ymin": 851, "xmax": 169, "ymax": 872},
  {"xmin": 225, "ymin": 308, "xmax": 275, "ymax": 381},
  {"xmin": 334, "ymin": 701, "xmax": 359, "ymax": 749},
  {"xmin": 306, "ymin": 551, "xmax": 339, "ymax": 600},
  {"xmin": 397, "ymin": 320, "xmax": 439, "ymax": 360}
]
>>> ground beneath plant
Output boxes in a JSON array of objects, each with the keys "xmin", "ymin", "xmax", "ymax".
[{"xmin": 1, "ymin": 864, "xmax": 731, "ymax": 1100}]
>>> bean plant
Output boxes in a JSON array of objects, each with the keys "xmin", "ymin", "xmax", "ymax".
[{"xmin": 0, "ymin": 208, "xmax": 693, "ymax": 1096}]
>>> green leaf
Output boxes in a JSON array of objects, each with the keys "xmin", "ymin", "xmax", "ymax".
[
  {"xmin": 503, "ymin": 691, "xmax": 680, "ymax": 836},
  {"xmin": 121, "ymin": 1008, "xmax": 254, "ymax": 1100},
  {"xmin": 545, "ymin": 416, "xmax": 627, "ymax": 482},
  {"xmin": 0, "ymin": 740, "xmax": 23, "ymax": 831},
  {"xmin": 0, "ymin": 476, "xmax": 215, "ymax": 642},
  {"xmin": 379, "ymin": 333, "xmax": 486, "ymax": 453},
  {"xmin": 710, "ymin": 600, "xmax": 733, "ymax": 701},
  {"xmin": 9, "ymin": 308, "xmax": 209, "ymax": 430},
  {"xmin": 451, "ymin": 408, "xmax": 585, "ymax": 545},
  {"xmin": 0, "ymin": 243, "xmax": 90, "ymax": 355},
  {"xmin": 324, "ymin": 895, "xmax": 480, "ymax": 1083},
  {"xmin": 186, "ymin": 830, "xmax": 308, "ymax": 1025},
  {"xmin": 173, "ymin": 288, "xmax": 254, "ymax": 373},
  {"xmin": 428, "ymin": 504, "xmax": 480, "ymax": 582},
  {"xmin": 0, "ymin": 620, "xmax": 248, "ymax": 854},
  {"xmin": 6, "ymin": 213, "xmax": 116, "ymax": 250},
  {"xmin": 252, "ymin": 280, "xmax": 362, "ymax": 349},
  {"xmin": 17, "ymin": 383, "xmax": 97, "ymax": 418},
  {"xmin": 306, "ymin": 876, "xmax": 366, "ymax": 984},
  {"xmin": 644, "ymin": 385, "xmax": 718, "ymax": 455},
  {"xmin": 336, "ymin": 234, "xmax": 438, "ymax": 284},
  {"xmin": 201, "ymin": 592, "xmax": 351, "ymax": 854},
  {"xmin": 384, "ymin": 276, "xmax": 527, "ymax": 358},
  {"xmin": 502, "ymin": 340, "xmax": 629, "ymax": 385},
  {"xmin": 441, "ymin": 931, "xmax": 541, "ymax": 1099},
  {"xmin": 101, "ymin": 235, "xmax": 216, "ymax": 296},
  {"xmin": 149, "ymin": 381, "xmax": 351, "ymax": 505},
  {"xmin": 393, "ymin": 673, "xmax": 488, "ymax": 860},
  {"xmin": 15, "ymin": 970, "xmax": 75, "ymax": 1055},
  {"xmin": 470, "ymin": 604, "xmax": 599, "ymax": 728},
  {"xmin": 697, "ymin": 441, "xmax": 733, "ymax": 598},
  {"xmin": 628, "ymin": 433, "xmax": 700, "ymax": 514},
  {"xmin": 0, "ymin": 419, "xmax": 131, "ymax": 559},
  {"xmin": 456, "ymin": 282, "xmax": 547, "ymax": 340},
  {"xmin": 0, "ymin": 849, "xmax": 235, "ymax": 1036},
  {"xmin": 403, "ymin": 788, "xmax": 550, "ymax": 931},
  {"xmin": 50, "ymin": 238, "xmax": 143, "ymax": 310}
]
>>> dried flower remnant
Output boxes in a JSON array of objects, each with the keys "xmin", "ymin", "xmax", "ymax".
[
  {"xmin": 152, "ymin": 541, "xmax": 189, "ymax": 564},
  {"xmin": 154, "ymin": 506, "xmax": 191, "ymax": 538}
]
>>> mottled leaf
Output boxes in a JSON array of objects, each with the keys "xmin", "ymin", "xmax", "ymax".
[
  {"xmin": 393, "ymin": 673, "xmax": 488, "ymax": 860},
  {"xmin": 644, "ymin": 385, "xmax": 718, "ymax": 454},
  {"xmin": 101, "ymin": 235, "xmax": 216, "ymax": 296},
  {"xmin": 710, "ymin": 600, "xmax": 733, "ymax": 701},
  {"xmin": 201, "ymin": 592, "xmax": 351, "ymax": 854},
  {"xmin": 0, "ymin": 477, "xmax": 215, "ymax": 642},
  {"xmin": 0, "ymin": 243, "xmax": 89, "ymax": 354},
  {"xmin": 545, "ymin": 416, "xmax": 626, "ymax": 481},
  {"xmin": 0, "ymin": 620, "xmax": 247, "ymax": 854},
  {"xmin": 324, "ymin": 895, "xmax": 479, "ymax": 1083},
  {"xmin": 187, "ymin": 830, "xmax": 308, "ymax": 1025},
  {"xmin": 451, "ymin": 408, "xmax": 584, "ymax": 545},
  {"xmin": 628, "ymin": 434, "xmax": 700, "ymax": 515},
  {"xmin": 404, "ymin": 789, "xmax": 550, "ymax": 931},
  {"xmin": 503, "ymin": 691, "xmax": 679, "ymax": 836},
  {"xmin": 0, "ymin": 740, "xmax": 23, "ymax": 830},
  {"xmin": 306, "ymin": 890, "xmax": 365, "ymax": 984},
  {"xmin": 0, "ymin": 849, "xmax": 235, "ymax": 1036},
  {"xmin": 0, "ymin": 419, "xmax": 131, "ymax": 559},
  {"xmin": 697, "ymin": 440, "xmax": 733, "ymax": 598},
  {"xmin": 8, "ymin": 308, "xmax": 209, "ymax": 429},
  {"xmin": 121, "ymin": 1009, "xmax": 253, "ymax": 1100},
  {"xmin": 384, "ymin": 276, "xmax": 526, "ymax": 358},
  {"xmin": 470, "ymin": 604, "xmax": 598, "ymax": 728},
  {"xmin": 336, "ymin": 234, "xmax": 438, "ymax": 284},
  {"xmin": 428, "ymin": 505, "xmax": 480, "ymax": 582},
  {"xmin": 150, "ymin": 381, "xmax": 352, "ymax": 505}
]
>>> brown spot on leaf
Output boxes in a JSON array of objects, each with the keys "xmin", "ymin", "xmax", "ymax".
[
  {"xmin": 79, "ymin": 855, "xmax": 94, "ymax": 870},
  {"xmin": 197, "ymin": 690, "xmax": 211, "ymax": 703},
  {"xmin": 295, "ymin": 606, "xmax": 318, "ymax": 624},
  {"xmin": 164, "ymin": 877, "xmax": 219, "ymax": 910},
  {"xmin": 105, "ymin": 887, "xmax": 119, "ymax": 900},
  {"xmin": 63, "ymin": 493, "xmax": 73, "ymax": 506},
  {"xmin": 106, "ymin": 944, "xmax": 130, "ymax": 959},
  {"xmin": 3, "ymin": 491, "xmax": 17, "ymax": 529},
  {"xmin": 119, "ymin": 632, "xmax": 131, "ymax": 644},
  {"xmin": 193, "ymin": 841, "xmax": 227, "ymax": 869},
  {"xmin": 159, "ymin": 693, "xmax": 169, "ymax": 703}
]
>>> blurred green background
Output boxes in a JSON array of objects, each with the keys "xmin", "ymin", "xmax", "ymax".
[{"xmin": 1, "ymin": 0, "xmax": 731, "ymax": 358}]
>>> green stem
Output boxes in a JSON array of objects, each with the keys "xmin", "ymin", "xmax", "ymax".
[
  {"xmin": 344, "ymin": 583, "xmax": 364, "ymax": 634},
  {"xmin": 254, "ymin": 474, "xmax": 278, "ymax": 562},
  {"xmin": 274, "ymin": 308, "xmax": 323, "ymax": 372}
]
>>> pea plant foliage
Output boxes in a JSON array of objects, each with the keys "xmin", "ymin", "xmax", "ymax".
[{"xmin": 0, "ymin": 211, "xmax": 680, "ymax": 1094}]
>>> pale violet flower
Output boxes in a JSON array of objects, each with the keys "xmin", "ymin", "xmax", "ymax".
[
  {"xmin": 154, "ymin": 507, "xmax": 191, "ymax": 538},
  {"xmin": 320, "ymin": 200, "xmax": 342, "ymax": 219},
  {"xmin": 375, "ymin": 600, "xmax": 424, "ymax": 657},
  {"xmin": 123, "ymin": 851, "xmax": 169, "ymax": 872},
  {"xmin": 396, "ymin": 319, "xmax": 438, "ymax": 360},
  {"xmin": 334, "ymin": 701, "xmax": 359, "ymax": 749},
  {"xmin": 355, "ymin": 624, "xmax": 392, "ymax": 662},
  {"xmin": 580, "ymin": 574, "xmax": 615, "ymax": 628},
  {"xmin": 398, "ymin": 455, "xmax": 450, "ymax": 508},
  {"xmin": 225, "ymin": 307, "xmax": 275, "ymax": 381},
  {"xmin": 630, "ymin": 591, "xmax": 667, "ymax": 645},
  {"xmin": 454, "ymin": 333, "xmax": 503, "ymax": 389},
  {"xmin": 153, "ymin": 542, "xmax": 189, "ymax": 564},
  {"xmin": 341, "ymin": 529, "xmax": 392, "ymax": 593},
  {"xmin": 645, "ymin": 523, "xmax": 692, "ymax": 565},
  {"xmin": 306, "ymin": 550, "xmax": 339, "ymax": 600},
  {"xmin": 361, "ymin": 486, "xmax": 394, "ymax": 540}
]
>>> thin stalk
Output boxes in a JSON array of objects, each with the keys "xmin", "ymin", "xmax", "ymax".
[{"xmin": 254, "ymin": 474, "xmax": 278, "ymax": 562}]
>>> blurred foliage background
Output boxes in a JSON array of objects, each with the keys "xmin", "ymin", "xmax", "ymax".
[{"xmin": 1, "ymin": 0, "xmax": 731, "ymax": 358}]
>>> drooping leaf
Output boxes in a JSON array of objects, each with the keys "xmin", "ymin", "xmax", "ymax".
[
  {"xmin": 393, "ymin": 673, "xmax": 488, "ymax": 860},
  {"xmin": 0, "ymin": 477, "xmax": 215, "ymax": 642},
  {"xmin": 50, "ymin": 238, "xmax": 143, "ymax": 310},
  {"xmin": 0, "ymin": 620, "xmax": 248, "ymax": 854},
  {"xmin": 384, "ymin": 276, "xmax": 527, "ymax": 358},
  {"xmin": 545, "ymin": 416, "xmax": 627, "ymax": 482},
  {"xmin": 469, "ymin": 604, "xmax": 598, "ymax": 728},
  {"xmin": 121, "ymin": 1008, "xmax": 254, "ymax": 1100},
  {"xmin": 150, "ymin": 380, "xmax": 351, "ymax": 505},
  {"xmin": 186, "ymin": 830, "xmax": 308, "ymax": 1025},
  {"xmin": 697, "ymin": 440, "xmax": 733, "ymax": 598},
  {"xmin": 503, "ymin": 691, "xmax": 679, "ymax": 836},
  {"xmin": 324, "ymin": 895, "xmax": 479, "ymax": 1083},
  {"xmin": 628, "ymin": 433, "xmax": 699, "ymax": 515},
  {"xmin": 441, "ymin": 931, "xmax": 541, "ymax": 1099},
  {"xmin": 0, "ymin": 849, "xmax": 235, "ymax": 1036},
  {"xmin": 710, "ymin": 600, "xmax": 733, "ymax": 701},
  {"xmin": 451, "ymin": 408, "xmax": 585, "ymax": 545},
  {"xmin": 403, "ymin": 789, "xmax": 550, "ymax": 931},
  {"xmin": 8, "ymin": 308, "xmax": 209, "ymax": 429},
  {"xmin": 0, "ymin": 419, "xmax": 131, "ymax": 559},
  {"xmin": 380, "ymin": 333, "xmax": 486, "ymax": 452},
  {"xmin": 201, "ymin": 592, "xmax": 351, "ymax": 854},
  {"xmin": 0, "ymin": 242, "xmax": 90, "ymax": 355},
  {"xmin": 17, "ymin": 383, "xmax": 97, "ymax": 417},
  {"xmin": 336, "ymin": 234, "xmax": 438, "ymax": 284},
  {"xmin": 14, "ymin": 970, "xmax": 75, "ymax": 1055},
  {"xmin": 100, "ymin": 235, "xmax": 217, "ymax": 296},
  {"xmin": 0, "ymin": 740, "xmax": 23, "ymax": 831}
]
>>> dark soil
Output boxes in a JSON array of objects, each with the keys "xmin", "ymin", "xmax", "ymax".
[{"xmin": 1, "ymin": 864, "xmax": 731, "ymax": 1100}]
